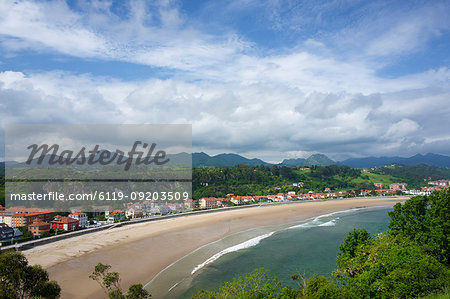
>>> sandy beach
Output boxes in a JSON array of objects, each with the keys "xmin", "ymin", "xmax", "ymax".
[{"xmin": 24, "ymin": 197, "xmax": 407, "ymax": 298}]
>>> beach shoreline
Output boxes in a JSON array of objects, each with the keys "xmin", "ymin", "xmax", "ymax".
[{"xmin": 23, "ymin": 197, "xmax": 408, "ymax": 298}]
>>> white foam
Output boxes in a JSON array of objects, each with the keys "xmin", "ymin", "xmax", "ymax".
[
  {"xmin": 318, "ymin": 218, "xmax": 338, "ymax": 227},
  {"xmin": 191, "ymin": 232, "xmax": 275, "ymax": 275},
  {"xmin": 168, "ymin": 281, "xmax": 181, "ymax": 293},
  {"xmin": 313, "ymin": 208, "xmax": 364, "ymax": 221},
  {"xmin": 287, "ymin": 208, "xmax": 365, "ymax": 230},
  {"xmin": 287, "ymin": 219, "xmax": 319, "ymax": 229}
]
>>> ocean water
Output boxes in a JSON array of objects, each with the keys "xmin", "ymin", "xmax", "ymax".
[{"xmin": 145, "ymin": 206, "xmax": 392, "ymax": 298}]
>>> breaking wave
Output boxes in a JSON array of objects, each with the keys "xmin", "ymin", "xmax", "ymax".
[
  {"xmin": 286, "ymin": 208, "xmax": 367, "ymax": 229},
  {"xmin": 318, "ymin": 218, "xmax": 338, "ymax": 226},
  {"xmin": 191, "ymin": 232, "xmax": 275, "ymax": 275}
]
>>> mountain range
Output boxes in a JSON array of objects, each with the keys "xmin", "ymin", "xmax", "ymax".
[
  {"xmin": 2, "ymin": 152, "xmax": 450, "ymax": 169},
  {"xmin": 279, "ymin": 154, "xmax": 335, "ymax": 167},
  {"xmin": 192, "ymin": 152, "xmax": 450, "ymax": 168},
  {"xmin": 338, "ymin": 153, "xmax": 450, "ymax": 168},
  {"xmin": 193, "ymin": 153, "xmax": 337, "ymax": 167},
  {"xmin": 193, "ymin": 152, "xmax": 270, "ymax": 167}
]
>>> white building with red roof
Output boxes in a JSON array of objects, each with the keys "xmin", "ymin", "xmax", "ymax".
[{"xmin": 69, "ymin": 212, "xmax": 88, "ymax": 227}]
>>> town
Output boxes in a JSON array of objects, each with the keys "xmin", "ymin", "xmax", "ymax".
[{"xmin": 1, "ymin": 178, "xmax": 448, "ymax": 247}]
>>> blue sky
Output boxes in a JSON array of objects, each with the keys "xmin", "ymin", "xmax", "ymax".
[{"xmin": 0, "ymin": 0, "xmax": 449, "ymax": 162}]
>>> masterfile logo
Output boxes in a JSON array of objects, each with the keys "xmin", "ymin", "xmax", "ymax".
[
  {"xmin": 26, "ymin": 141, "xmax": 170, "ymax": 171},
  {"xmin": 5, "ymin": 124, "xmax": 192, "ymax": 212}
]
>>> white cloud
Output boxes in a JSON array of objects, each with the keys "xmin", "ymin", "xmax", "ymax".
[
  {"xmin": 1, "ymin": 70, "xmax": 449, "ymax": 160},
  {"xmin": 385, "ymin": 119, "xmax": 420, "ymax": 139},
  {"xmin": 0, "ymin": 1, "xmax": 449, "ymax": 160},
  {"xmin": 365, "ymin": 4, "xmax": 450, "ymax": 57},
  {"xmin": 0, "ymin": 1, "xmax": 108, "ymax": 56},
  {"xmin": 0, "ymin": 0, "xmax": 448, "ymax": 92},
  {"xmin": 0, "ymin": 0, "xmax": 249, "ymax": 73}
]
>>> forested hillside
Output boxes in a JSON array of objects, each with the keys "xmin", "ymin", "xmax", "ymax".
[
  {"xmin": 371, "ymin": 164, "xmax": 450, "ymax": 185},
  {"xmin": 1, "ymin": 163, "xmax": 449, "ymax": 205},
  {"xmin": 193, "ymin": 164, "xmax": 450, "ymax": 199}
]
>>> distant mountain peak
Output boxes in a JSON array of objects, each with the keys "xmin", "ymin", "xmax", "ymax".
[
  {"xmin": 305, "ymin": 154, "xmax": 335, "ymax": 166},
  {"xmin": 280, "ymin": 154, "xmax": 335, "ymax": 167},
  {"xmin": 192, "ymin": 152, "xmax": 271, "ymax": 167},
  {"xmin": 280, "ymin": 157, "xmax": 306, "ymax": 166},
  {"xmin": 339, "ymin": 153, "xmax": 450, "ymax": 168}
]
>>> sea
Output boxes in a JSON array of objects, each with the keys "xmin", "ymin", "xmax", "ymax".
[{"xmin": 145, "ymin": 206, "xmax": 392, "ymax": 298}]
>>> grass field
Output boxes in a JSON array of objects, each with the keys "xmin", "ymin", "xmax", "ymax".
[{"xmin": 350, "ymin": 172, "xmax": 400, "ymax": 186}]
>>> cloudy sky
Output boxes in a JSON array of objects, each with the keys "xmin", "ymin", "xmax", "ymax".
[{"xmin": 0, "ymin": 0, "xmax": 449, "ymax": 162}]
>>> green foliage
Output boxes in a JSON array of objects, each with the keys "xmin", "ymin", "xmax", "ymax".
[
  {"xmin": 18, "ymin": 226, "xmax": 34, "ymax": 238},
  {"xmin": 303, "ymin": 275, "xmax": 341, "ymax": 299},
  {"xmin": 335, "ymin": 234, "xmax": 450, "ymax": 298},
  {"xmin": 0, "ymin": 251, "xmax": 61, "ymax": 298},
  {"xmin": 192, "ymin": 163, "xmax": 450, "ymax": 199},
  {"xmin": 192, "ymin": 165, "xmax": 292, "ymax": 198},
  {"xmin": 104, "ymin": 272, "xmax": 121, "ymax": 291},
  {"xmin": 388, "ymin": 190, "xmax": 450, "ymax": 265},
  {"xmin": 126, "ymin": 284, "xmax": 151, "ymax": 299},
  {"xmin": 332, "ymin": 190, "xmax": 450, "ymax": 298},
  {"xmin": 192, "ymin": 268, "xmax": 283, "ymax": 298},
  {"xmin": 108, "ymin": 289, "xmax": 126, "ymax": 299},
  {"xmin": 351, "ymin": 172, "xmax": 398, "ymax": 186},
  {"xmin": 309, "ymin": 165, "xmax": 360, "ymax": 180},
  {"xmin": 89, "ymin": 263, "xmax": 114, "ymax": 294},
  {"xmin": 89, "ymin": 263, "xmax": 150, "ymax": 299},
  {"xmin": 338, "ymin": 229, "xmax": 371, "ymax": 259},
  {"xmin": 422, "ymin": 292, "xmax": 450, "ymax": 299},
  {"xmin": 372, "ymin": 164, "xmax": 450, "ymax": 187},
  {"xmin": 336, "ymin": 229, "xmax": 372, "ymax": 277},
  {"xmin": 193, "ymin": 164, "xmax": 369, "ymax": 199},
  {"xmin": 95, "ymin": 214, "xmax": 106, "ymax": 221},
  {"xmin": 191, "ymin": 269, "xmax": 341, "ymax": 299}
]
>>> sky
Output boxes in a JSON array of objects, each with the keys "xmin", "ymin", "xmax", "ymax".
[{"xmin": 0, "ymin": 0, "xmax": 449, "ymax": 163}]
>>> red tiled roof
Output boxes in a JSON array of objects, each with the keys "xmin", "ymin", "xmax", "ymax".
[
  {"xmin": 30, "ymin": 220, "xmax": 50, "ymax": 227},
  {"xmin": 11, "ymin": 213, "xmax": 29, "ymax": 217},
  {"xmin": 6, "ymin": 207, "xmax": 54, "ymax": 213},
  {"xmin": 110, "ymin": 210, "xmax": 124, "ymax": 216},
  {"xmin": 11, "ymin": 212, "xmax": 52, "ymax": 218},
  {"xmin": 200, "ymin": 197, "xmax": 218, "ymax": 201},
  {"xmin": 51, "ymin": 216, "xmax": 79, "ymax": 224}
]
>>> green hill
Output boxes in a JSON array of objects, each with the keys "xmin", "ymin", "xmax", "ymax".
[{"xmin": 192, "ymin": 163, "xmax": 450, "ymax": 199}]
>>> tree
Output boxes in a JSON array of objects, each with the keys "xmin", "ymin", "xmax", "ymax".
[
  {"xmin": 338, "ymin": 229, "xmax": 371, "ymax": 259},
  {"xmin": 126, "ymin": 284, "xmax": 150, "ymax": 299},
  {"xmin": 304, "ymin": 275, "xmax": 341, "ymax": 299},
  {"xmin": 336, "ymin": 229, "xmax": 372, "ymax": 277},
  {"xmin": 90, "ymin": 263, "xmax": 150, "ymax": 299},
  {"xmin": 192, "ymin": 268, "xmax": 284, "ymax": 298},
  {"xmin": 388, "ymin": 190, "xmax": 450, "ymax": 265},
  {"xmin": 335, "ymin": 233, "xmax": 450, "ymax": 298},
  {"xmin": 95, "ymin": 214, "xmax": 106, "ymax": 221},
  {"xmin": 0, "ymin": 251, "xmax": 61, "ymax": 299},
  {"xmin": 18, "ymin": 226, "xmax": 33, "ymax": 238},
  {"xmin": 89, "ymin": 263, "xmax": 114, "ymax": 294}
]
